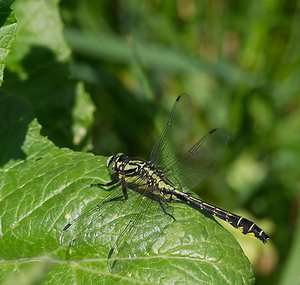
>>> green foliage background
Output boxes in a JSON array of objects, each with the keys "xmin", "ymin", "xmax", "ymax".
[{"xmin": 1, "ymin": 0, "xmax": 300, "ymax": 284}]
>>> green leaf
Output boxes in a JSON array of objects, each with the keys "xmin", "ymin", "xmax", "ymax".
[
  {"xmin": 0, "ymin": 95, "xmax": 254, "ymax": 284},
  {"xmin": 0, "ymin": 0, "xmax": 17, "ymax": 86}
]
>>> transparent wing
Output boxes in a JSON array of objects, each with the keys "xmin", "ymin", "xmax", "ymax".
[
  {"xmin": 151, "ymin": 94, "xmax": 192, "ymax": 172},
  {"xmin": 59, "ymin": 188, "xmax": 125, "ymax": 249},
  {"xmin": 107, "ymin": 185, "xmax": 174, "ymax": 273},
  {"xmin": 60, "ymin": 176, "xmax": 173, "ymax": 273},
  {"xmin": 165, "ymin": 128, "xmax": 229, "ymax": 190},
  {"xmin": 151, "ymin": 95, "xmax": 229, "ymax": 190}
]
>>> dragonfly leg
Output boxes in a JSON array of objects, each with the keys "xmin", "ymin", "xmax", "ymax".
[
  {"xmin": 158, "ymin": 199, "xmax": 176, "ymax": 221},
  {"xmin": 121, "ymin": 183, "xmax": 129, "ymax": 199},
  {"xmin": 103, "ymin": 183, "xmax": 129, "ymax": 203}
]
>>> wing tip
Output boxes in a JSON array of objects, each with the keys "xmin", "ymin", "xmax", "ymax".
[
  {"xmin": 176, "ymin": 93, "xmax": 190, "ymax": 102},
  {"xmin": 209, "ymin": 128, "xmax": 218, "ymax": 134},
  {"xmin": 209, "ymin": 128, "xmax": 230, "ymax": 140}
]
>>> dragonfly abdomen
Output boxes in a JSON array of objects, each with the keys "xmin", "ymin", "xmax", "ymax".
[{"xmin": 173, "ymin": 191, "xmax": 269, "ymax": 243}]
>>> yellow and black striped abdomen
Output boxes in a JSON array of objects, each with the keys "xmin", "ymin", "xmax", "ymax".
[{"xmin": 173, "ymin": 191, "xmax": 269, "ymax": 243}]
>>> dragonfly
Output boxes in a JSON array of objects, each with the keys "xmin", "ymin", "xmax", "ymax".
[{"xmin": 60, "ymin": 94, "xmax": 269, "ymax": 273}]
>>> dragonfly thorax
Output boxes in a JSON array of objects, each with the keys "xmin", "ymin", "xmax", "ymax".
[{"xmin": 106, "ymin": 153, "xmax": 177, "ymax": 195}]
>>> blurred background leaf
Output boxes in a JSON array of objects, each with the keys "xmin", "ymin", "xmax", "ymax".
[{"xmin": 1, "ymin": 0, "xmax": 300, "ymax": 284}]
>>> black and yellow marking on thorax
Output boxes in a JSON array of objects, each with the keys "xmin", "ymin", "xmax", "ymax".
[{"xmin": 112, "ymin": 154, "xmax": 179, "ymax": 201}]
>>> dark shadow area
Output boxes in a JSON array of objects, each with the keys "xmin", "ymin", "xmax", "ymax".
[
  {"xmin": 71, "ymin": 55, "xmax": 160, "ymax": 158},
  {"xmin": 0, "ymin": 93, "xmax": 33, "ymax": 166},
  {"xmin": 2, "ymin": 46, "xmax": 77, "ymax": 149},
  {"xmin": 91, "ymin": 69, "xmax": 156, "ymax": 158},
  {"xmin": 0, "ymin": 0, "xmax": 15, "ymax": 27}
]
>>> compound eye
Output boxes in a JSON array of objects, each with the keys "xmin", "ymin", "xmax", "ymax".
[
  {"xmin": 118, "ymin": 154, "xmax": 127, "ymax": 162},
  {"xmin": 106, "ymin": 155, "xmax": 115, "ymax": 168},
  {"xmin": 107, "ymin": 155, "xmax": 117, "ymax": 175},
  {"xmin": 107, "ymin": 153, "xmax": 125, "ymax": 176}
]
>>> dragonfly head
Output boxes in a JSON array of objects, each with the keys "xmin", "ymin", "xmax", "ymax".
[{"xmin": 107, "ymin": 153, "xmax": 127, "ymax": 176}]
